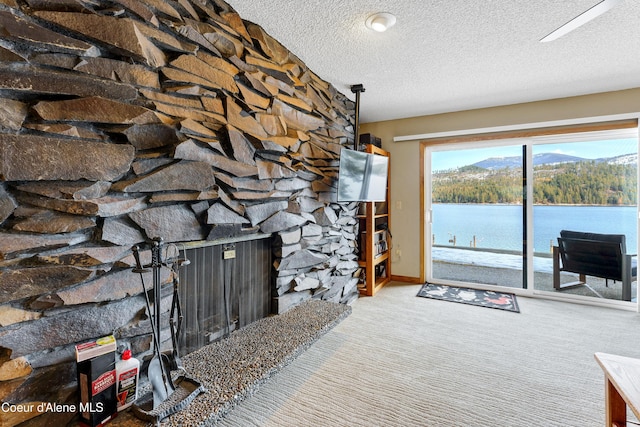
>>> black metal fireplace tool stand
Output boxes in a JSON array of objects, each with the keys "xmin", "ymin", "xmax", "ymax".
[{"xmin": 130, "ymin": 238, "xmax": 205, "ymax": 423}]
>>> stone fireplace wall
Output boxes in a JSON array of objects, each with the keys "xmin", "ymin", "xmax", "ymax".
[{"xmin": 0, "ymin": 0, "xmax": 358, "ymax": 423}]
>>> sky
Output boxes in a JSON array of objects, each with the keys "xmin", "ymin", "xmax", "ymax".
[{"xmin": 432, "ymin": 138, "xmax": 638, "ymax": 171}]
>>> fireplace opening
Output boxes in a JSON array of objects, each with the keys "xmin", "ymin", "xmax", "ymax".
[{"xmin": 177, "ymin": 235, "xmax": 273, "ymax": 356}]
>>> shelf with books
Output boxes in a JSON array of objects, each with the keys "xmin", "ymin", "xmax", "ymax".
[{"xmin": 357, "ymin": 144, "xmax": 391, "ymax": 296}]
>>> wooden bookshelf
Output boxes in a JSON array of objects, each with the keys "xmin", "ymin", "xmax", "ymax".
[{"xmin": 358, "ymin": 144, "xmax": 391, "ymax": 296}]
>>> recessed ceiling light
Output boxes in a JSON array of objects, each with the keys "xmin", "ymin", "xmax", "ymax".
[{"xmin": 365, "ymin": 12, "xmax": 396, "ymax": 32}]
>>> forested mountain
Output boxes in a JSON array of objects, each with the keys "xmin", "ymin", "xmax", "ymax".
[{"xmin": 433, "ymin": 154, "xmax": 637, "ymax": 205}]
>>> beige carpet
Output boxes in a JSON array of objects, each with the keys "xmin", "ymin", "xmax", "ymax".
[{"xmin": 217, "ymin": 282, "xmax": 640, "ymax": 427}]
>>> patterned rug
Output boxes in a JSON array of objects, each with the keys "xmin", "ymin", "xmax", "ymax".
[{"xmin": 417, "ymin": 283, "xmax": 520, "ymax": 313}]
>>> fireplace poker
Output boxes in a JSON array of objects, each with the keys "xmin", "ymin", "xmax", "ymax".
[
  {"xmin": 150, "ymin": 238, "xmax": 175, "ymax": 406},
  {"xmin": 132, "ymin": 242, "xmax": 173, "ymax": 408},
  {"xmin": 132, "ymin": 246, "xmax": 170, "ymax": 407},
  {"xmin": 130, "ymin": 242, "xmax": 206, "ymax": 423}
]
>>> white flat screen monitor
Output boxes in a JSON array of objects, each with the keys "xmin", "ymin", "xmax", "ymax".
[{"xmin": 337, "ymin": 148, "xmax": 389, "ymax": 202}]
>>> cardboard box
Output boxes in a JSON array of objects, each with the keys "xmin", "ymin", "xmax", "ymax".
[{"xmin": 76, "ymin": 335, "xmax": 117, "ymax": 427}]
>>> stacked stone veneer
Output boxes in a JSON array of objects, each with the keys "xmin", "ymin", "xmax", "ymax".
[{"xmin": 0, "ymin": 0, "xmax": 359, "ymax": 423}]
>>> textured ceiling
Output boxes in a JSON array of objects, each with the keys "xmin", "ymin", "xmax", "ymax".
[{"xmin": 226, "ymin": 0, "xmax": 640, "ymax": 123}]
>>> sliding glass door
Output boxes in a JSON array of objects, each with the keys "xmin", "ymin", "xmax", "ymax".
[
  {"xmin": 425, "ymin": 127, "xmax": 639, "ymax": 304},
  {"xmin": 531, "ymin": 131, "xmax": 638, "ymax": 301},
  {"xmin": 429, "ymin": 142, "xmax": 525, "ymax": 289}
]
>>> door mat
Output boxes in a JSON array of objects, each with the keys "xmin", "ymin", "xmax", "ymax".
[{"xmin": 417, "ymin": 283, "xmax": 520, "ymax": 313}]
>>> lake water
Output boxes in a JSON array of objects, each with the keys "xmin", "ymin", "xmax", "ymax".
[{"xmin": 432, "ymin": 204, "xmax": 638, "ymax": 254}]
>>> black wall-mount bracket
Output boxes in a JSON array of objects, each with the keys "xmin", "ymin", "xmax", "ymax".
[{"xmin": 350, "ymin": 84, "xmax": 365, "ymax": 94}]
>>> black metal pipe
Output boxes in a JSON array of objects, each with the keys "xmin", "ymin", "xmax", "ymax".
[{"xmin": 350, "ymin": 84, "xmax": 365, "ymax": 151}]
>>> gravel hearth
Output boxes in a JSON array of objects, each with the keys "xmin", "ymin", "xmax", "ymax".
[{"xmin": 111, "ymin": 299, "xmax": 351, "ymax": 427}]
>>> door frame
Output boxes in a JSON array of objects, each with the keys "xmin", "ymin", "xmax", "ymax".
[{"xmin": 419, "ymin": 119, "xmax": 640, "ymax": 310}]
